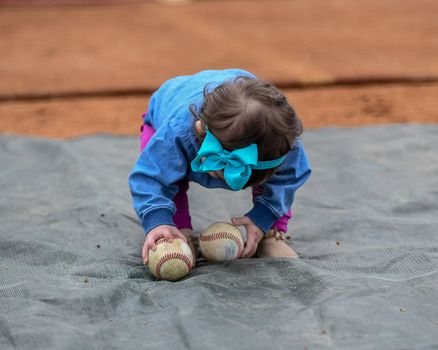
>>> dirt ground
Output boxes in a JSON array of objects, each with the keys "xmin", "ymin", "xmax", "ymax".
[
  {"xmin": 1, "ymin": 83, "xmax": 438, "ymax": 139},
  {"xmin": 0, "ymin": 0, "xmax": 437, "ymax": 138}
]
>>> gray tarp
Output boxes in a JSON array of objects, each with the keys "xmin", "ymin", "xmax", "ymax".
[{"xmin": 1, "ymin": 125, "xmax": 437, "ymax": 350}]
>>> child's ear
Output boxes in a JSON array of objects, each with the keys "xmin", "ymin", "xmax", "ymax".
[{"xmin": 195, "ymin": 120, "xmax": 206, "ymax": 136}]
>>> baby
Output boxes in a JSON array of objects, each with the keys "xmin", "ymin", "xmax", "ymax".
[{"xmin": 129, "ymin": 69, "xmax": 311, "ymax": 265}]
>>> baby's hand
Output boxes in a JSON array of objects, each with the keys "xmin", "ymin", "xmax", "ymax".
[
  {"xmin": 232, "ymin": 216, "xmax": 264, "ymax": 258},
  {"xmin": 142, "ymin": 225, "xmax": 187, "ymax": 265}
]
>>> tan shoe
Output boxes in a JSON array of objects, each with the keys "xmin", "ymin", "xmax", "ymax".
[{"xmin": 256, "ymin": 228, "xmax": 299, "ymax": 259}]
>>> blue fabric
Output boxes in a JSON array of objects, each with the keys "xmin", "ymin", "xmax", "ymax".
[
  {"xmin": 129, "ymin": 69, "xmax": 312, "ymax": 234},
  {"xmin": 191, "ymin": 130, "xmax": 286, "ymax": 191}
]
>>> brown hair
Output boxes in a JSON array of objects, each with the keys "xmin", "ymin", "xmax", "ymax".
[{"xmin": 190, "ymin": 76, "xmax": 303, "ymax": 188}]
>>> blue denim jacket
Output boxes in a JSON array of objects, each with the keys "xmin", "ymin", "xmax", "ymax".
[{"xmin": 129, "ymin": 69, "xmax": 311, "ymax": 235}]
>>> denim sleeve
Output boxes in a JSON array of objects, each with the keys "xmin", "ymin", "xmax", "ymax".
[
  {"xmin": 245, "ymin": 140, "xmax": 312, "ymax": 233},
  {"xmin": 128, "ymin": 121, "xmax": 189, "ymax": 235}
]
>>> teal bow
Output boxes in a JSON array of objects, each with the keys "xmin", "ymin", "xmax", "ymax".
[{"xmin": 191, "ymin": 130, "xmax": 286, "ymax": 191}]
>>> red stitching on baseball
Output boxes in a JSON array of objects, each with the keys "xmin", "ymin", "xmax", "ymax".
[
  {"xmin": 155, "ymin": 252, "xmax": 192, "ymax": 279},
  {"xmin": 200, "ymin": 231, "xmax": 244, "ymax": 258}
]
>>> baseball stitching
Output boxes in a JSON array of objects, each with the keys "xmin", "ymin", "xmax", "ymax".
[
  {"xmin": 155, "ymin": 252, "xmax": 192, "ymax": 279},
  {"xmin": 200, "ymin": 231, "xmax": 244, "ymax": 257}
]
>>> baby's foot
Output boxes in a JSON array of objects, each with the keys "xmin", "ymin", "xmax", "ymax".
[{"xmin": 256, "ymin": 228, "xmax": 298, "ymax": 259}]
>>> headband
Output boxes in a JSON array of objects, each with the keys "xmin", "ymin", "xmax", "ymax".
[{"xmin": 191, "ymin": 130, "xmax": 286, "ymax": 191}]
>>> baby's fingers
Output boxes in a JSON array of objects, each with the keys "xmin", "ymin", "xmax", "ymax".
[
  {"xmin": 142, "ymin": 242, "xmax": 150, "ymax": 265},
  {"xmin": 143, "ymin": 236, "xmax": 159, "ymax": 264},
  {"xmin": 162, "ymin": 231, "xmax": 174, "ymax": 242},
  {"xmin": 172, "ymin": 230, "xmax": 188, "ymax": 242},
  {"xmin": 242, "ymin": 239, "xmax": 257, "ymax": 258}
]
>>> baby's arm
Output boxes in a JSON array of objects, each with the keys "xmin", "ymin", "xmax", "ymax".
[
  {"xmin": 245, "ymin": 140, "xmax": 312, "ymax": 235},
  {"xmin": 129, "ymin": 124, "xmax": 190, "ymax": 262}
]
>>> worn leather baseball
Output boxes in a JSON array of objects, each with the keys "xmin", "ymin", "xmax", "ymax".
[
  {"xmin": 148, "ymin": 238, "xmax": 194, "ymax": 281},
  {"xmin": 199, "ymin": 222, "xmax": 244, "ymax": 261}
]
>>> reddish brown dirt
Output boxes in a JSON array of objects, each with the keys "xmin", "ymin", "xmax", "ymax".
[
  {"xmin": 1, "ymin": 84, "xmax": 437, "ymax": 139},
  {"xmin": 0, "ymin": 0, "xmax": 437, "ymax": 138},
  {"xmin": 1, "ymin": 0, "xmax": 437, "ymax": 95}
]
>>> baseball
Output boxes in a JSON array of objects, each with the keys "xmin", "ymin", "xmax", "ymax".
[
  {"xmin": 148, "ymin": 238, "xmax": 194, "ymax": 281},
  {"xmin": 199, "ymin": 222, "xmax": 244, "ymax": 261}
]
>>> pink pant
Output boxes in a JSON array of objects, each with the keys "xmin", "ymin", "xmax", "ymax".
[{"xmin": 140, "ymin": 121, "xmax": 292, "ymax": 232}]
